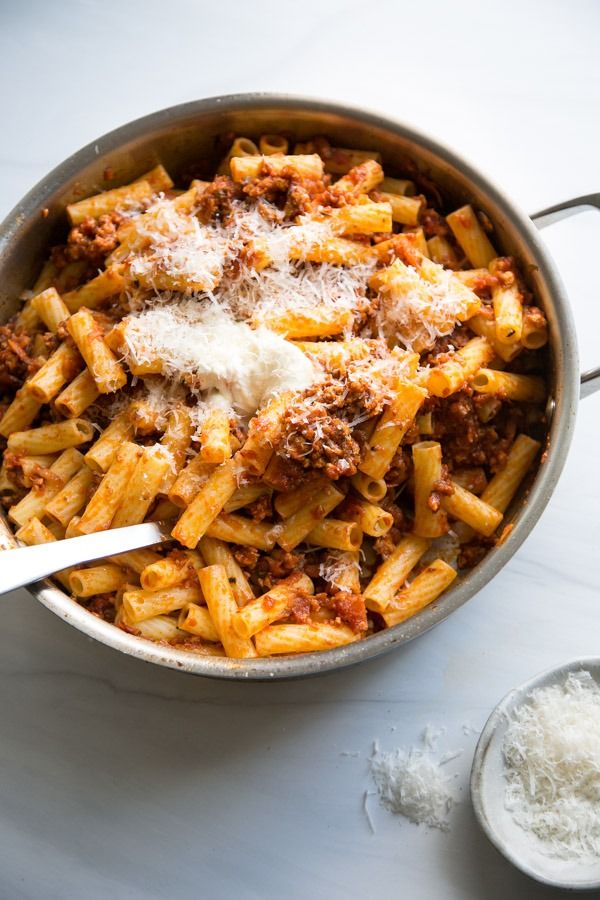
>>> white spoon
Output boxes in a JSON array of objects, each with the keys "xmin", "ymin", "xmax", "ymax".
[{"xmin": 471, "ymin": 658, "xmax": 600, "ymax": 891}]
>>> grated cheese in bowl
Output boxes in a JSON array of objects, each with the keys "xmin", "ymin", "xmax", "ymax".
[{"xmin": 502, "ymin": 671, "xmax": 600, "ymax": 860}]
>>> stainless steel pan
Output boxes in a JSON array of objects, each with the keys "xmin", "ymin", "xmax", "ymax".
[{"xmin": 1, "ymin": 94, "xmax": 598, "ymax": 680}]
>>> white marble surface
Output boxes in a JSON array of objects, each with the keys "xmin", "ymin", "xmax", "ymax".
[{"xmin": 1, "ymin": 1, "xmax": 600, "ymax": 897}]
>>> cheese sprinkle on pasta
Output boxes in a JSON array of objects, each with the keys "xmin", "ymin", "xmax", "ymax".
[
  {"xmin": 130, "ymin": 207, "xmax": 230, "ymax": 292},
  {"xmin": 134, "ymin": 198, "xmax": 374, "ymax": 328}
]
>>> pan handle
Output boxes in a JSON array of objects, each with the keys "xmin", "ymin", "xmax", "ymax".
[{"xmin": 531, "ymin": 193, "xmax": 600, "ymax": 399}]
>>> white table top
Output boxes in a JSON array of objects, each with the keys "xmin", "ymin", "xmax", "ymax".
[{"xmin": 1, "ymin": 1, "xmax": 599, "ymax": 897}]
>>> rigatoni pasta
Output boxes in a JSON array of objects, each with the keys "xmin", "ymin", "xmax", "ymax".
[
  {"xmin": 66, "ymin": 307, "xmax": 127, "ymax": 393},
  {"xmin": 78, "ymin": 442, "xmax": 142, "ymax": 533},
  {"xmin": 0, "ymin": 132, "xmax": 550, "ymax": 659},
  {"xmin": 196, "ymin": 565, "xmax": 257, "ymax": 658}
]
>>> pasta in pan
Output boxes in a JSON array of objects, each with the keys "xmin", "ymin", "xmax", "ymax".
[{"xmin": 0, "ymin": 136, "xmax": 548, "ymax": 658}]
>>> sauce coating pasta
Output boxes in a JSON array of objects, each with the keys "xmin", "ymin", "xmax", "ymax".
[{"xmin": 0, "ymin": 136, "xmax": 548, "ymax": 658}]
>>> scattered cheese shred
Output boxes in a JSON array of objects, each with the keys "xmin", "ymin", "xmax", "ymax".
[
  {"xmin": 503, "ymin": 670, "xmax": 600, "ymax": 860},
  {"xmin": 375, "ymin": 260, "xmax": 475, "ymax": 351},
  {"xmin": 370, "ymin": 733, "xmax": 460, "ymax": 831},
  {"xmin": 130, "ymin": 203, "xmax": 230, "ymax": 292},
  {"xmin": 127, "ymin": 198, "xmax": 374, "ymax": 328},
  {"xmin": 319, "ymin": 551, "xmax": 359, "ymax": 593},
  {"xmin": 215, "ymin": 207, "xmax": 374, "ymax": 328}
]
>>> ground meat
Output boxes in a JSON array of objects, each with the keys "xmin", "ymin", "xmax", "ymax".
[
  {"xmin": 297, "ymin": 137, "xmax": 370, "ymax": 207},
  {"xmin": 243, "ymin": 173, "xmax": 290, "ymax": 205},
  {"xmin": 427, "ymin": 492, "xmax": 441, "ymax": 513},
  {"xmin": 53, "ymin": 212, "xmax": 124, "ymax": 268},
  {"xmin": 196, "ymin": 176, "xmax": 244, "ymax": 224},
  {"xmin": 316, "ymin": 590, "xmax": 368, "ymax": 633},
  {"xmin": 523, "ymin": 305, "xmax": 547, "ymax": 334},
  {"xmin": 335, "ymin": 160, "xmax": 372, "ymax": 190},
  {"xmin": 367, "ymin": 232, "xmax": 421, "ymax": 268},
  {"xmin": 85, "ymin": 594, "xmax": 116, "ymax": 622},
  {"xmin": 0, "ymin": 454, "xmax": 21, "ymax": 493},
  {"xmin": 332, "ymin": 591, "xmax": 368, "ymax": 632},
  {"xmin": 242, "ymin": 163, "xmax": 332, "ymax": 219},
  {"xmin": 384, "ymin": 446, "xmax": 412, "ymax": 487},
  {"xmin": 247, "ymin": 493, "xmax": 272, "ymax": 522},
  {"xmin": 428, "ymin": 388, "xmax": 522, "ymax": 472},
  {"xmin": 263, "ymin": 455, "xmax": 309, "ymax": 492},
  {"xmin": 0, "ymin": 323, "xmax": 40, "ymax": 393},
  {"xmin": 451, "ymin": 466, "xmax": 488, "ymax": 495},
  {"xmin": 3, "ymin": 451, "xmax": 58, "ymax": 490},
  {"xmin": 310, "ymin": 136, "xmax": 333, "ymax": 160},
  {"xmin": 395, "ymin": 232, "xmax": 427, "ymax": 267},
  {"xmin": 422, "ymin": 326, "xmax": 472, "ymax": 366},
  {"xmin": 373, "ymin": 533, "xmax": 398, "ymax": 560},
  {"xmin": 379, "ymin": 494, "xmax": 407, "ymax": 530},
  {"xmin": 276, "ymin": 372, "xmax": 385, "ymax": 480},
  {"xmin": 288, "ymin": 591, "xmax": 319, "ymax": 624},
  {"xmin": 429, "ymin": 464, "xmax": 454, "ymax": 511},
  {"xmin": 282, "ymin": 411, "xmax": 360, "ymax": 480},
  {"xmin": 295, "ymin": 135, "xmax": 333, "ymax": 162},
  {"xmin": 314, "ymin": 186, "xmax": 353, "ymax": 209},
  {"xmin": 36, "ymin": 331, "xmax": 61, "ymax": 357},
  {"xmin": 458, "ymin": 537, "xmax": 494, "ymax": 569},
  {"xmin": 256, "ymin": 549, "xmax": 303, "ymax": 585},
  {"xmin": 232, "ymin": 545, "xmax": 259, "ymax": 570},
  {"xmin": 373, "ymin": 498, "xmax": 407, "ymax": 556},
  {"xmin": 490, "ymin": 256, "xmax": 513, "ymax": 277},
  {"xmin": 469, "ymin": 272, "xmax": 497, "ymax": 294},
  {"xmin": 350, "ymin": 295, "xmax": 381, "ymax": 338},
  {"xmin": 422, "ymin": 207, "xmax": 450, "ymax": 239},
  {"xmin": 3, "ymin": 451, "xmax": 25, "ymax": 478},
  {"xmin": 273, "ymin": 147, "xmax": 357, "ymax": 207}
]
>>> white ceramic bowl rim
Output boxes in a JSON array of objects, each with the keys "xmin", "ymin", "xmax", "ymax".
[{"xmin": 471, "ymin": 657, "xmax": 600, "ymax": 890}]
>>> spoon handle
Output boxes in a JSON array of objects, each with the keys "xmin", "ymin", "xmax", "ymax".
[{"xmin": 0, "ymin": 521, "xmax": 172, "ymax": 596}]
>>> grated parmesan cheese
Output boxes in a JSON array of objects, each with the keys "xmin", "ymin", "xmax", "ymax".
[
  {"xmin": 122, "ymin": 302, "xmax": 317, "ymax": 418},
  {"xmin": 503, "ymin": 671, "xmax": 600, "ymax": 860},
  {"xmin": 138, "ymin": 376, "xmax": 188, "ymax": 422},
  {"xmin": 213, "ymin": 205, "xmax": 375, "ymax": 327},
  {"xmin": 130, "ymin": 203, "xmax": 230, "ymax": 292},
  {"xmin": 318, "ymin": 550, "xmax": 360, "ymax": 593},
  {"xmin": 370, "ymin": 731, "xmax": 461, "ymax": 831},
  {"xmin": 126, "ymin": 198, "xmax": 375, "ymax": 328},
  {"xmin": 375, "ymin": 261, "xmax": 475, "ymax": 351}
]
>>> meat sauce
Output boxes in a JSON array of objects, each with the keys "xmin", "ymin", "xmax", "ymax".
[{"xmin": 0, "ymin": 134, "xmax": 550, "ymax": 652}]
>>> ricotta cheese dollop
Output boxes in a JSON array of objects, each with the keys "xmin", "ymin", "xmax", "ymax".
[{"xmin": 123, "ymin": 302, "xmax": 318, "ymax": 417}]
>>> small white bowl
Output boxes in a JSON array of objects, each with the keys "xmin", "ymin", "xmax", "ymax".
[{"xmin": 470, "ymin": 658, "xmax": 600, "ymax": 891}]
